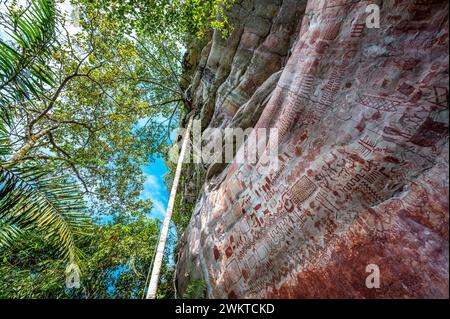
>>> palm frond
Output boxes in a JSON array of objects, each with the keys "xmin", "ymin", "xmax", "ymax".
[
  {"xmin": 0, "ymin": 0, "xmax": 92, "ymax": 266},
  {"xmin": 0, "ymin": 112, "xmax": 10, "ymax": 158},
  {"xmin": 0, "ymin": 0, "xmax": 56, "ymax": 108},
  {"xmin": 0, "ymin": 220, "xmax": 24, "ymax": 249},
  {"xmin": 0, "ymin": 165, "xmax": 91, "ymax": 262}
]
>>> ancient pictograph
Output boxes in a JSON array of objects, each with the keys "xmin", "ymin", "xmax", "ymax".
[
  {"xmin": 176, "ymin": 0, "xmax": 449, "ymax": 299},
  {"xmin": 289, "ymin": 175, "xmax": 318, "ymax": 206}
]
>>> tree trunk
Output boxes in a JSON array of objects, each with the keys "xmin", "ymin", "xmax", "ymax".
[
  {"xmin": 146, "ymin": 116, "xmax": 193, "ymax": 299},
  {"xmin": 8, "ymin": 127, "xmax": 53, "ymax": 165}
]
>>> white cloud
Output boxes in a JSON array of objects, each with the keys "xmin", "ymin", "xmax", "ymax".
[
  {"xmin": 152, "ymin": 200, "xmax": 167, "ymax": 217},
  {"xmin": 141, "ymin": 173, "xmax": 167, "ymax": 219},
  {"xmin": 143, "ymin": 174, "xmax": 161, "ymax": 192}
]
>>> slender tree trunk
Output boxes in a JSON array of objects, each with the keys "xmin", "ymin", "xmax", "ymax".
[{"xmin": 146, "ymin": 116, "xmax": 193, "ymax": 299}]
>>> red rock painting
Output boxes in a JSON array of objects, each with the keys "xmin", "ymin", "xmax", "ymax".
[{"xmin": 176, "ymin": 0, "xmax": 449, "ymax": 299}]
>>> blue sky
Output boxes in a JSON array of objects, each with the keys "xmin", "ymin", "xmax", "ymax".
[
  {"xmin": 99, "ymin": 116, "xmax": 173, "ymax": 225},
  {"xmin": 141, "ymin": 157, "xmax": 169, "ymax": 220},
  {"xmin": 136, "ymin": 114, "xmax": 174, "ymax": 222}
]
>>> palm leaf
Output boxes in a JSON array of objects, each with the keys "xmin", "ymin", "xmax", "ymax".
[
  {"xmin": 0, "ymin": 0, "xmax": 56, "ymax": 108},
  {"xmin": 0, "ymin": 165, "xmax": 92, "ymax": 262},
  {"xmin": 0, "ymin": 220, "xmax": 24, "ymax": 248},
  {"xmin": 0, "ymin": 0, "xmax": 91, "ymax": 266},
  {"xmin": 0, "ymin": 112, "xmax": 10, "ymax": 158}
]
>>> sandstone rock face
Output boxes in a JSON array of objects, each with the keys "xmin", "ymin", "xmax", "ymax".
[{"xmin": 176, "ymin": 0, "xmax": 449, "ymax": 298}]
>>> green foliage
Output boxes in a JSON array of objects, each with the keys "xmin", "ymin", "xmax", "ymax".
[
  {"xmin": 0, "ymin": 0, "xmax": 56, "ymax": 106},
  {"xmin": 164, "ymin": 150, "xmax": 202, "ymax": 236},
  {"xmin": 156, "ymin": 263, "xmax": 176, "ymax": 299},
  {"xmin": 183, "ymin": 0, "xmax": 235, "ymax": 38},
  {"xmin": 1, "ymin": 0, "xmax": 236, "ymax": 229},
  {"xmin": 71, "ymin": 214, "xmax": 160, "ymax": 298},
  {"xmin": 2, "ymin": 1, "xmax": 188, "ymax": 219},
  {"xmin": 0, "ymin": 0, "xmax": 238, "ymax": 298},
  {"xmin": 0, "ymin": 165, "xmax": 90, "ymax": 262},
  {"xmin": 0, "ymin": 230, "xmax": 68, "ymax": 298},
  {"xmin": 183, "ymin": 279, "xmax": 206, "ymax": 299},
  {"xmin": 0, "ymin": 0, "xmax": 91, "ymax": 265},
  {"xmin": 73, "ymin": 0, "xmax": 235, "ymax": 40},
  {"xmin": 0, "ymin": 214, "xmax": 175, "ymax": 299},
  {"xmin": 0, "ymin": 221, "xmax": 24, "ymax": 248}
]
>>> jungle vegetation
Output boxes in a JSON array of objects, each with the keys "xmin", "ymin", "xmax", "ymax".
[{"xmin": 0, "ymin": 0, "xmax": 233, "ymax": 298}]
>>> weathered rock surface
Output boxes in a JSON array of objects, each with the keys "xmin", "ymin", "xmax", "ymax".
[{"xmin": 176, "ymin": 0, "xmax": 449, "ymax": 298}]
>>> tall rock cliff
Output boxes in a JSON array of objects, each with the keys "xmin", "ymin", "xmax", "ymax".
[{"xmin": 175, "ymin": 0, "xmax": 449, "ymax": 298}]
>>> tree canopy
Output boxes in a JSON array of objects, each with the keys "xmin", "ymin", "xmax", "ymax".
[
  {"xmin": 0, "ymin": 0, "xmax": 234, "ymax": 298},
  {"xmin": 0, "ymin": 212, "xmax": 177, "ymax": 298}
]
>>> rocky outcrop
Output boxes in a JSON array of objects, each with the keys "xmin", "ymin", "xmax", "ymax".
[{"xmin": 175, "ymin": 0, "xmax": 449, "ymax": 298}]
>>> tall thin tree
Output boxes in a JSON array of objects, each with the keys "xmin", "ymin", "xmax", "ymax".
[{"xmin": 146, "ymin": 116, "xmax": 193, "ymax": 299}]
